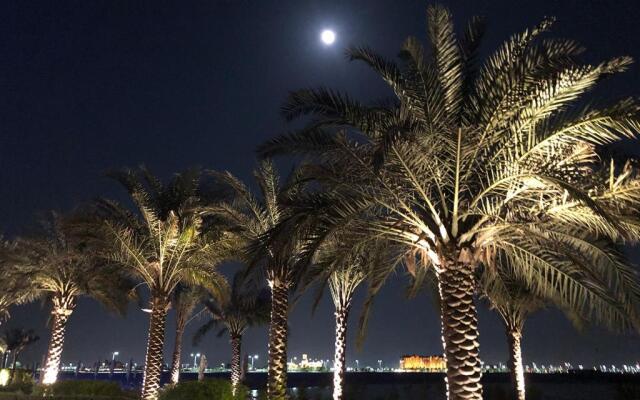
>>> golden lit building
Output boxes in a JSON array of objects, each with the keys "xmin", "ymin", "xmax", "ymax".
[{"xmin": 399, "ymin": 355, "xmax": 446, "ymax": 371}]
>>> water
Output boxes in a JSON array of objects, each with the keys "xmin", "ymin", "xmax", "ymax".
[{"xmin": 55, "ymin": 371, "xmax": 640, "ymax": 399}]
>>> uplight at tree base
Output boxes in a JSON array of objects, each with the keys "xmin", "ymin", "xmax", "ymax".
[
  {"xmin": 41, "ymin": 366, "xmax": 59, "ymax": 385},
  {"xmin": 0, "ymin": 369, "xmax": 10, "ymax": 387}
]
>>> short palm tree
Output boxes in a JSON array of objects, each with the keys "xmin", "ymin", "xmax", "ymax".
[
  {"xmin": 311, "ymin": 236, "xmax": 396, "ymax": 400},
  {"xmin": 6, "ymin": 213, "xmax": 132, "ymax": 385},
  {"xmin": 168, "ymin": 285, "xmax": 207, "ymax": 385},
  {"xmin": 484, "ymin": 281, "xmax": 543, "ymax": 400},
  {"xmin": 209, "ymin": 161, "xmax": 306, "ymax": 400},
  {"xmin": 194, "ymin": 273, "xmax": 270, "ymax": 393},
  {"xmin": 1, "ymin": 328, "xmax": 39, "ymax": 376},
  {"xmin": 259, "ymin": 5, "xmax": 640, "ymax": 399},
  {"xmin": 100, "ymin": 167, "xmax": 231, "ymax": 400},
  {"xmin": 482, "ymin": 247, "xmax": 640, "ymax": 400}
]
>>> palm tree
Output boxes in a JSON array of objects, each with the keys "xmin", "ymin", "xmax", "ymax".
[
  {"xmin": 100, "ymin": 167, "xmax": 231, "ymax": 400},
  {"xmin": 483, "ymin": 280, "xmax": 542, "ymax": 400},
  {"xmin": 209, "ymin": 161, "xmax": 306, "ymax": 400},
  {"xmin": 1, "ymin": 328, "xmax": 39, "ymax": 378},
  {"xmin": 0, "ymin": 273, "xmax": 34, "ymax": 329},
  {"xmin": 194, "ymin": 273, "xmax": 270, "ymax": 394},
  {"xmin": 311, "ymin": 236, "xmax": 395, "ymax": 400},
  {"xmin": 481, "ymin": 248, "xmax": 639, "ymax": 400},
  {"xmin": 168, "ymin": 285, "xmax": 206, "ymax": 385},
  {"xmin": 258, "ymin": 5, "xmax": 640, "ymax": 399},
  {"xmin": 0, "ymin": 239, "xmax": 39, "ymax": 327},
  {"xmin": 6, "ymin": 212, "xmax": 133, "ymax": 385}
]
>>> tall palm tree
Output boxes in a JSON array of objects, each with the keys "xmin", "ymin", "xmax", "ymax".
[
  {"xmin": 194, "ymin": 273, "xmax": 270, "ymax": 394},
  {"xmin": 1, "ymin": 328, "xmax": 39, "ymax": 378},
  {"xmin": 168, "ymin": 285, "xmax": 207, "ymax": 385},
  {"xmin": 6, "ymin": 212, "xmax": 133, "ymax": 385},
  {"xmin": 100, "ymin": 167, "xmax": 231, "ymax": 400},
  {"xmin": 209, "ymin": 161, "xmax": 306, "ymax": 400},
  {"xmin": 258, "ymin": 5, "xmax": 640, "ymax": 399}
]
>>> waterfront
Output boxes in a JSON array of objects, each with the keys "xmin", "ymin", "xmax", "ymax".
[{"xmin": 51, "ymin": 371, "xmax": 640, "ymax": 400}]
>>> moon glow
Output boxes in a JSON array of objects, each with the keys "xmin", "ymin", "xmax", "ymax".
[{"xmin": 321, "ymin": 29, "xmax": 336, "ymax": 45}]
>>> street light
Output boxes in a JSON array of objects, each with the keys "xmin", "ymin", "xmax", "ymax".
[
  {"xmin": 112, "ymin": 352, "xmax": 119, "ymax": 362},
  {"xmin": 355, "ymin": 360, "xmax": 359, "ymax": 370},
  {"xmin": 190, "ymin": 353, "xmax": 200, "ymax": 369},
  {"xmin": 378, "ymin": 360, "xmax": 382, "ymax": 370},
  {"xmin": 250, "ymin": 355, "xmax": 259, "ymax": 370}
]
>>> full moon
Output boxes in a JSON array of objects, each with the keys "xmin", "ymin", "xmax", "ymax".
[{"xmin": 321, "ymin": 29, "xmax": 336, "ymax": 45}]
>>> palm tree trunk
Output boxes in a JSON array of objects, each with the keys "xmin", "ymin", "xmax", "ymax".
[
  {"xmin": 41, "ymin": 304, "xmax": 74, "ymax": 385},
  {"xmin": 230, "ymin": 334, "xmax": 242, "ymax": 394},
  {"xmin": 9, "ymin": 351, "xmax": 19, "ymax": 384},
  {"xmin": 198, "ymin": 355, "xmax": 206, "ymax": 381},
  {"xmin": 169, "ymin": 324, "xmax": 185, "ymax": 385},
  {"xmin": 437, "ymin": 261, "xmax": 482, "ymax": 400},
  {"xmin": 332, "ymin": 304, "xmax": 350, "ymax": 400},
  {"xmin": 140, "ymin": 296, "xmax": 169, "ymax": 400},
  {"xmin": 267, "ymin": 280, "xmax": 289, "ymax": 400},
  {"xmin": 507, "ymin": 327, "xmax": 525, "ymax": 400}
]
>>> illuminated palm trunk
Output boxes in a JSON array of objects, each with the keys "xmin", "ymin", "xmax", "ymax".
[
  {"xmin": 168, "ymin": 324, "xmax": 185, "ymax": 385},
  {"xmin": 507, "ymin": 328, "xmax": 525, "ymax": 400},
  {"xmin": 437, "ymin": 262, "xmax": 482, "ymax": 400},
  {"xmin": 267, "ymin": 280, "xmax": 289, "ymax": 400},
  {"xmin": 141, "ymin": 297, "xmax": 169, "ymax": 400},
  {"xmin": 41, "ymin": 296, "xmax": 75, "ymax": 385},
  {"xmin": 332, "ymin": 304, "xmax": 350, "ymax": 400},
  {"xmin": 230, "ymin": 334, "xmax": 242, "ymax": 394}
]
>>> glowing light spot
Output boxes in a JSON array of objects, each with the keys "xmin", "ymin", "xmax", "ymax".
[
  {"xmin": 0, "ymin": 369, "xmax": 10, "ymax": 387},
  {"xmin": 321, "ymin": 29, "xmax": 336, "ymax": 45}
]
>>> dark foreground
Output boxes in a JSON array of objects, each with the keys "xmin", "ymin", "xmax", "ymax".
[{"xmin": 54, "ymin": 371, "xmax": 640, "ymax": 400}]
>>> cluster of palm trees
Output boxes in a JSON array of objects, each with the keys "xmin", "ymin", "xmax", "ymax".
[
  {"xmin": 0, "ymin": 328, "xmax": 39, "ymax": 376},
  {"xmin": 2, "ymin": 5, "xmax": 640, "ymax": 400}
]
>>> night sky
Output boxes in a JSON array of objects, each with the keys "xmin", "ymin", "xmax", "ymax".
[{"xmin": 2, "ymin": 0, "xmax": 640, "ymax": 369}]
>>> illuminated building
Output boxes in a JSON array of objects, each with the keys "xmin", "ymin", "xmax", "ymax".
[
  {"xmin": 399, "ymin": 355, "xmax": 446, "ymax": 371},
  {"xmin": 288, "ymin": 354, "xmax": 325, "ymax": 371}
]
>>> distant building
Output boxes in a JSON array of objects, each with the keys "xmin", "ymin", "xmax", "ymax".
[
  {"xmin": 288, "ymin": 354, "xmax": 324, "ymax": 371},
  {"xmin": 299, "ymin": 354, "xmax": 323, "ymax": 369},
  {"xmin": 399, "ymin": 355, "xmax": 446, "ymax": 371}
]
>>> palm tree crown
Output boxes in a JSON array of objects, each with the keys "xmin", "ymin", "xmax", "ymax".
[
  {"xmin": 5, "ymin": 212, "xmax": 133, "ymax": 385},
  {"xmin": 100, "ymin": 167, "xmax": 231, "ymax": 400},
  {"xmin": 0, "ymin": 240, "xmax": 39, "ymax": 326}
]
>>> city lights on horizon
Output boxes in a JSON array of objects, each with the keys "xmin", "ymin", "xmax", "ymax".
[{"xmin": 26, "ymin": 352, "xmax": 640, "ymax": 377}]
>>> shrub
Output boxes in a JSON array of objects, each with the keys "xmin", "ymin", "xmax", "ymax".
[
  {"xmin": 159, "ymin": 379, "xmax": 246, "ymax": 400},
  {"xmin": 0, "ymin": 369, "xmax": 34, "ymax": 394},
  {"xmin": 32, "ymin": 380, "xmax": 135, "ymax": 398}
]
